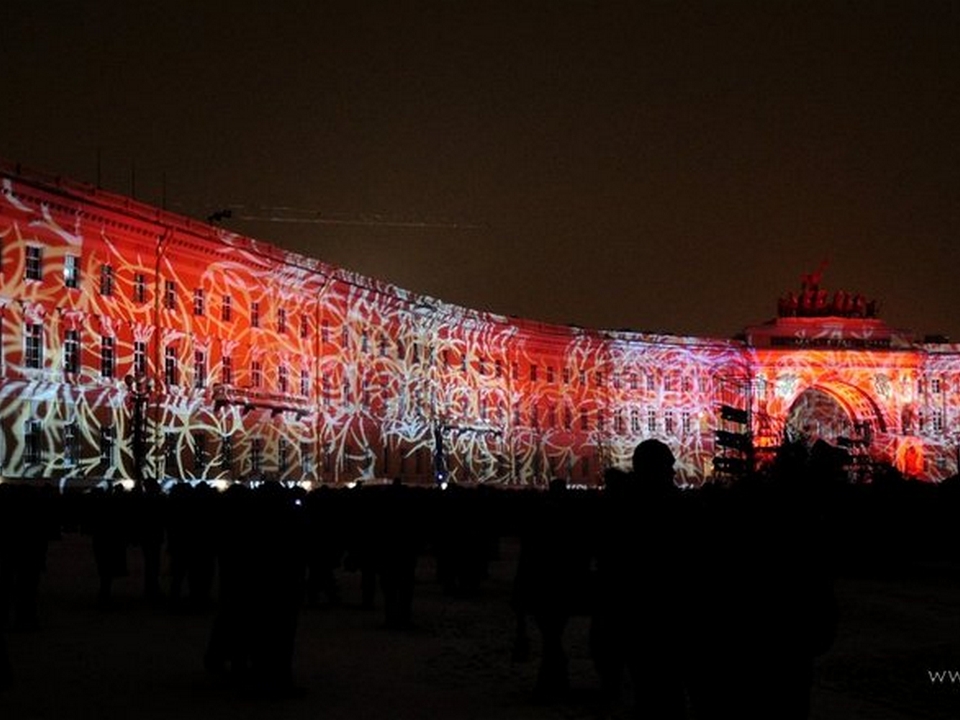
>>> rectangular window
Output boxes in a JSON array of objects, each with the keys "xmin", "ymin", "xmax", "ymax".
[
  {"xmin": 25, "ymin": 323, "xmax": 43, "ymax": 370},
  {"xmin": 647, "ymin": 409, "xmax": 657, "ymax": 432},
  {"xmin": 25, "ymin": 246, "xmax": 42, "ymax": 281},
  {"xmin": 193, "ymin": 432, "xmax": 207, "ymax": 473},
  {"xmin": 100, "ymin": 425, "xmax": 116, "ymax": 466},
  {"xmin": 100, "ymin": 264, "xmax": 114, "ymax": 296},
  {"xmin": 64, "ymin": 254, "xmax": 80, "ymax": 289},
  {"xmin": 100, "ymin": 335, "xmax": 115, "ymax": 379},
  {"xmin": 164, "ymin": 431, "xmax": 177, "ymax": 474},
  {"xmin": 932, "ymin": 377, "xmax": 942, "ymax": 394},
  {"xmin": 251, "ymin": 360, "xmax": 262, "ymax": 388},
  {"xmin": 646, "ymin": 373, "xmax": 656, "ymax": 391},
  {"xmin": 251, "ymin": 301, "xmax": 260, "ymax": 328},
  {"xmin": 580, "ymin": 408, "xmax": 589, "ymax": 431},
  {"xmin": 277, "ymin": 307, "xmax": 286, "ymax": 334},
  {"xmin": 300, "ymin": 314, "xmax": 309, "ymax": 339},
  {"xmin": 193, "ymin": 288, "xmax": 204, "ymax": 316},
  {"xmin": 631, "ymin": 409, "xmax": 640, "ymax": 433},
  {"xmin": 301, "ymin": 442, "xmax": 314, "ymax": 474},
  {"xmin": 664, "ymin": 411, "xmax": 675, "ymax": 434},
  {"xmin": 278, "ymin": 365, "xmax": 289, "ymax": 393},
  {"xmin": 64, "ymin": 329, "xmax": 80, "ymax": 375},
  {"xmin": 251, "ymin": 437, "xmax": 264, "ymax": 474},
  {"xmin": 194, "ymin": 349, "xmax": 206, "ymax": 389},
  {"xmin": 530, "ymin": 364, "xmax": 538, "ymax": 383},
  {"xmin": 64, "ymin": 421, "xmax": 79, "ymax": 466},
  {"xmin": 934, "ymin": 409, "xmax": 944, "ymax": 433},
  {"xmin": 220, "ymin": 433, "xmax": 233, "ymax": 470},
  {"xmin": 222, "ymin": 295, "xmax": 232, "ymax": 322},
  {"xmin": 300, "ymin": 369, "xmax": 310, "ymax": 397},
  {"xmin": 165, "ymin": 345, "xmax": 178, "ymax": 386},
  {"xmin": 278, "ymin": 437, "xmax": 289, "ymax": 474},
  {"xmin": 164, "ymin": 280, "xmax": 176, "ymax": 310},
  {"xmin": 25, "ymin": 419, "xmax": 42, "ymax": 465},
  {"xmin": 134, "ymin": 340, "xmax": 147, "ymax": 377},
  {"xmin": 222, "ymin": 355, "xmax": 233, "ymax": 385},
  {"xmin": 321, "ymin": 320, "xmax": 330, "ymax": 344},
  {"xmin": 133, "ymin": 273, "xmax": 146, "ymax": 303},
  {"xmin": 562, "ymin": 367, "xmax": 571, "ymax": 385},
  {"xmin": 682, "ymin": 410, "xmax": 692, "ymax": 434}
]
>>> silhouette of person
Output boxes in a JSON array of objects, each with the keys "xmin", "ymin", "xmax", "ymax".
[{"xmin": 591, "ymin": 440, "xmax": 688, "ymax": 718}]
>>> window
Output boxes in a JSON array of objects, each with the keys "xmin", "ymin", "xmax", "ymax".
[
  {"xmin": 934, "ymin": 409, "xmax": 944, "ymax": 433},
  {"xmin": 100, "ymin": 425, "xmax": 116, "ymax": 466},
  {"xmin": 251, "ymin": 301, "xmax": 260, "ymax": 328},
  {"xmin": 530, "ymin": 364, "xmax": 538, "ymax": 382},
  {"xmin": 133, "ymin": 273, "xmax": 146, "ymax": 303},
  {"xmin": 932, "ymin": 377, "xmax": 942, "ymax": 394},
  {"xmin": 194, "ymin": 349, "xmax": 206, "ymax": 389},
  {"xmin": 665, "ymin": 411, "xmax": 675, "ymax": 434},
  {"xmin": 222, "ymin": 355, "xmax": 233, "ymax": 385},
  {"xmin": 278, "ymin": 437, "xmax": 289, "ymax": 474},
  {"xmin": 321, "ymin": 320, "xmax": 330, "ymax": 343},
  {"xmin": 25, "ymin": 323, "xmax": 43, "ymax": 370},
  {"xmin": 562, "ymin": 367, "xmax": 571, "ymax": 385},
  {"xmin": 647, "ymin": 409, "xmax": 657, "ymax": 432},
  {"xmin": 546, "ymin": 366, "xmax": 555, "ymax": 384},
  {"xmin": 251, "ymin": 360, "xmax": 262, "ymax": 388},
  {"xmin": 193, "ymin": 432, "xmax": 207, "ymax": 473},
  {"xmin": 631, "ymin": 409, "xmax": 640, "ymax": 433},
  {"xmin": 615, "ymin": 411, "xmax": 624, "ymax": 434},
  {"xmin": 164, "ymin": 345, "xmax": 178, "ymax": 386},
  {"xmin": 580, "ymin": 408, "xmax": 589, "ymax": 431},
  {"xmin": 682, "ymin": 411, "xmax": 692, "ymax": 434},
  {"xmin": 64, "ymin": 422, "xmax": 79, "ymax": 466},
  {"xmin": 564, "ymin": 406, "xmax": 573, "ymax": 431},
  {"xmin": 301, "ymin": 442, "xmax": 314, "ymax": 474},
  {"xmin": 278, "ymin": 365, "xmax": 289, "ymax": 393},
  {"xmin": 133, "ymin": 340, "xmax": 147, "ymax": 377},
  {"xmin": 277, "ymin": 307, "xmax": 286, "ymax": 334},
  {"xmin": 164, "ymin": 431, "xmax": 177, "ymax": 474},
  {"xmin": 251, "ymin": 437, "xmax": 264, "ymax": 474},
  {"xmin": 64, "ymin": 329, "xmax": 80, "ymax": 375},
  {"xmin": 222, "ymin": 295, "xmax": 232, "ymax": 322},
  {"xmin": 193, "ymin": 288, "xmax": 205, "ymax": 316},
  {"xmin": 64, "ymin": 255, "xmax": 80, "ymax": 289},
  {"xmin": 25, "ymin": 419, "xmax": 42, "ymax": 465},
  {"xmin": 100, "ymin": 336, "xmax": 115, "ymax": 379},
  {"xmin": 100, "ymin": 264, "xmax": 114, "ymax": 296},
  {"xmin": 221, "ymin": 434, "xmax": 233, "ymax": 470},
  {"xmin": 322, "ymin": 376, "xmax": 331, "ymax": 405},
  {"xmin": 25, "ymin": 246, "xmax": 42, "ymax": 281},
  {"xmin": 300, "ymin": 369, "xmax": 310, "ymax": 396},
  {"xmin": 300, "ymin": 314, "xmax": 309, "ymax": 339},
  {"xmin": 646, "ymin": 373, "xmax": 656, "ymax": 391},
  {"xmin": 164, "ymin": 280, "xmax": 176, "ymax": 310}
]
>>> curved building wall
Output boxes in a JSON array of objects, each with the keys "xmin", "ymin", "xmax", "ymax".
[{"xmin": 1, "ymin": 162, "xmax": 958, "ymax": 486}]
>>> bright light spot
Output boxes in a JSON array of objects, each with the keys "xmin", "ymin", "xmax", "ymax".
[
  {"xmin": 118, "ymin": 479, "xmax": 136, "ymax": 491},
  {"xmin": 211, "ymin": 479, "xmax": 230, "ymax": 492},
  {"xmin": 298, "ymin": 480, "xmax": 313, "ymax": 492}
]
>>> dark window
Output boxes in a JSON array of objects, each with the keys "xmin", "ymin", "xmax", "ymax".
[
  {"xmin": 222, "ymin": 355, "xmax": 233, "ymax": 385},
  {"xmin": 300, "ymin": 314, "xmax": 309, "ymax": 339},
  {"xmin": 100, "ymin": 265, "xmax": 114, "ymax": 296},
  {"xmin": 221, "ymin": 434, "xmax": 233, "ymax": 469},
  {"xmin": 300, "ymin": 369, "xmax": 310, "ymax": 396},
  {"xmin": 164, "ymin": 280, "xmax": 176, "ymax": 310},
  {"xmin": 134, "ymin": 340, "xmax": 147, "ymax": 377},
  {"xmin": 100, "ymin": 336, "xmax": 115, "ymax": 379},
  {"xmin": 194, "ymin": 349, "xmax": 206, "ymax": 389},
  {"xmin": 25, "ymin": 323, "xmax": 43, "ymax": 370},
  {"xmin": 64, "ymin": 329, "xmax": 80, "ymax": 375},
  {"xmin": 222, "ymin": 295, "xmax": 232, "ymax": 322},
  {"xmin": 277, "ymin": 307, "xmax": 286, "ymax": 334},
  {"xmin": 251, "ymin": 360, "xmax": 262, "ymax": 388},
  {"xmin": 193, "ymin": 288, "xmax": 205, "ymax": 316},
  {"xmin": 165, "ymin": 345, "xmax": 178, "ymax": 385},
  {"xmin": 25, "ymin": 246, "xmax": 42, "ymax": 281},
  {"xmin": 251, "ymin": 301, "xmax": 260, "ymax": 328},
  {"xmin": 278, "ymin": 365, "xmax": 289, "ymax": 393},
  {"xmin": 64, "ymin": 422, "xmax": 79, "ymax": 466},
  {"xmin": 133, "ymin": 273, "xmax": 146, "ymax": 302},
  {"xmin": 25, "ymin": 419, "xmax": 42, "ymax": 465},
  {"xmin": 193, "ymin": 432, "xmax": 207, "ymax": 473},
  {"xmin": 100, "ymin": 425, "xmax": 116, "ymax": 466}
]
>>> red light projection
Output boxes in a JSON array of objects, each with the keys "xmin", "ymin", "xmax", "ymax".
[{"xmin": 1, "ymin": 164, "xmax": 958, "ymax": 487}]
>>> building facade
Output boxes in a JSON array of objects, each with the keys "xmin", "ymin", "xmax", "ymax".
[{"xmin": 1, "ymin": 162, "xmax": 958, "ymax": 487}]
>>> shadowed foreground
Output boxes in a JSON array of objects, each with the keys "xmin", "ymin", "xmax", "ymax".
[{"xmin": 4, "ymin": 529, "xmax": 960, "ymax": 719}]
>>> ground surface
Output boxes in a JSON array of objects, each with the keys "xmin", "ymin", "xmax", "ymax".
[{"xmin": 4, "ymin": 533, "xmax": 960, "ymax": 719}]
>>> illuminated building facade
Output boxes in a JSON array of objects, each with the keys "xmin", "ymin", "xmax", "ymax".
[{"xmin": 1, "ymin": 162, "xmax": 958, "ymax": 487}]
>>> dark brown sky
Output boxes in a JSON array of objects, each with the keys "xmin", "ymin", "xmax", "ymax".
[{"xmin": 3, "ymin": 1, "xmax": 959, "ymax": 340}]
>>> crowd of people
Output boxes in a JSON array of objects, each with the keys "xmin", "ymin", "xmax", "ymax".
[{"xmin": 1, "ymin": 440, "xmax": 955, "ymax": 716}]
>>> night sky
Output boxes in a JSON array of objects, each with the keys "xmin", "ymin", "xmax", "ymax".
[{"xmin": 3, "ymin": 1, "xmax": 958, "ymax": 340}]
